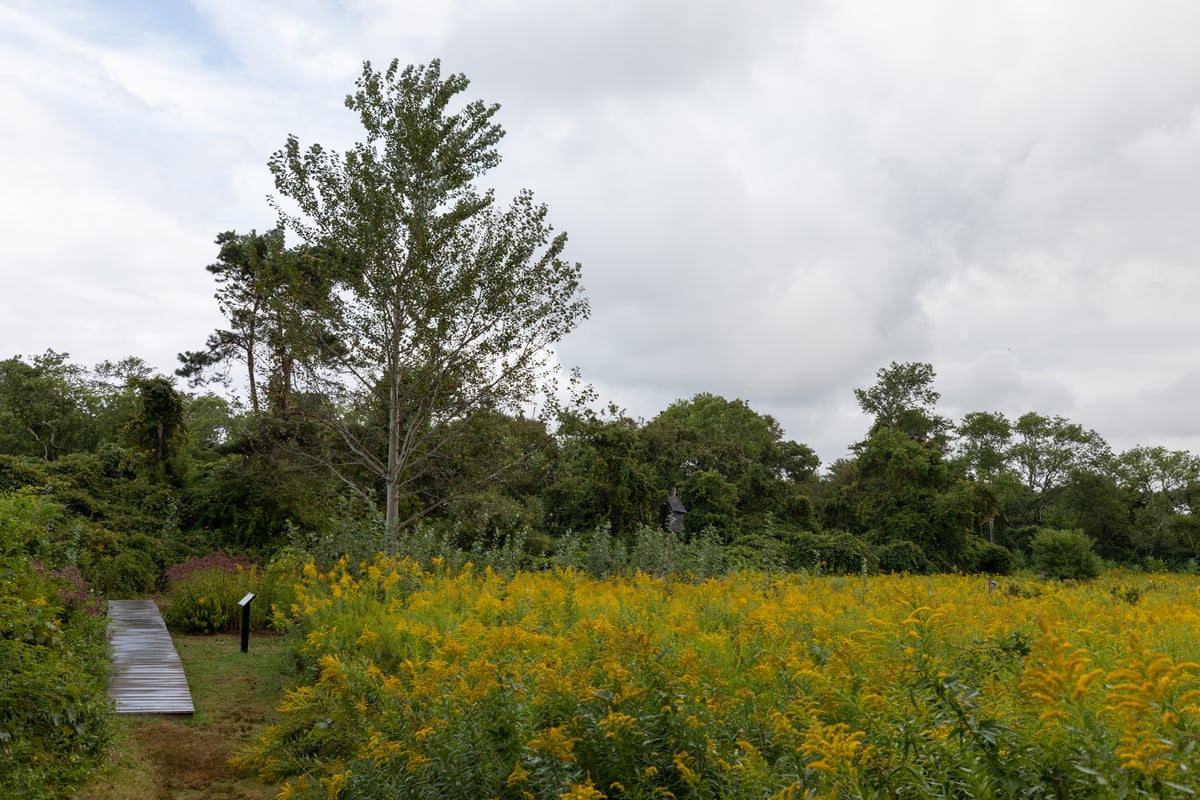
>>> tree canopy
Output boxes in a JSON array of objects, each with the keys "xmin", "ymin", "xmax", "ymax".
[{"xmin": 266, "ymin": 59, "xmax": 589, "ymax": 550}]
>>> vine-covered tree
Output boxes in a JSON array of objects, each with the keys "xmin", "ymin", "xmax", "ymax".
[
  {"xmin": 543, "ymin": 405, "xmax": 657, "ymax": 536},
  {"xmin": 123, "ymin": 376, "xmax": 187, "ymax": 484},
  {"xmin": 847, "ymin": 364, "xmax": 998, "ymax": 569},
  {"xmin": 269, "ymin": 59, "xmax": 588, "ymax": 551},
  {"xmin": 0, "ymin": 351, "xmax": 97, "ymax": 459},
  {"xmin": 643, "ymin": 393, "xmax": 819, "ymax": 536},
  {"xmin": 853, "ymin": 361, "xmax": 951, "ymax": 446},
  {"xmin": 1008, "ymin": 412, "xmax": 1109, "ymax": 524}
]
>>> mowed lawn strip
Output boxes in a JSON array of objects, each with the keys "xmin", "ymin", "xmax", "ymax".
[{"xmin": 80, "ymin": 631, "xmax": 288, "ymax": 800}]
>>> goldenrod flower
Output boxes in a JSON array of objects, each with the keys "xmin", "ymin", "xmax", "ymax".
[
  {"xmin": 527, "ymin": 725, "xmax": 580, "ymax": 762},
  {"xmin": 560, "ymin": 778, "xmax": 606, "ymax": 800}
]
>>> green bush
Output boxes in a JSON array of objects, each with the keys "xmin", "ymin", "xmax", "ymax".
[
  {"xmin": 624, "ymin": 525, "xmax": 681, "ymax": 576},
  {"xmin": 163, "ymin": 552, "xmax": 298, "ymax": 634},
  {"xmin": 283, "ymin": 497, "xmax": 386, "ymax": 570},
  {"xmin": 785, "ymin": 530, "xmax": 875, "ymax": 574},
  {"xmin": 960, "ymin": 536, "xmax": 1014, "ymax": 575},
  {"xmin": 725, "ymin": 529, "xmax": 790, "ymax": 572},
  {"xmin": 0, "ymin": 493, "xmax": 113, "ymax": 798},
  {"xmin": 1030, "ymin": 528, "xmax": 1103, "ymax": 580},
  {"xmin": 874, "ymin": 539, "xmax": 931, "ymax": 574},
  {"xmin": 89, "ymin": 546, "xmax": 159, "ymax": 596},
  {"xmin": 582, "ymin": 523, "xmax": 625, "ymax": 578},
  {"xmin": 164, "ymin": 567, "xmax": 244, "ymax": 633},
  {"xmin": 0, "ymin": 454, "xmax": 50, "ymax": 494}
]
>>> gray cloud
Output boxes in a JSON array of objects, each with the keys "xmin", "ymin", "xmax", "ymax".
[
  {"xmin": 442, "ymin": 0, "xmax": 814, "ymax": 108},
  {"xmin": 3, "ymin": 0, "xmax": 1200, "ymax": 469}
]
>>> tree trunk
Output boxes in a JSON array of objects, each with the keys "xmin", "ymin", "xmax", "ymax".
[
  {"xmin": 384, "ymin": 329, "xmax": 403, "ymax": 555},
  {"xmin": 246, "ymin": 298, "xmax": 260, "ymax": 417}
]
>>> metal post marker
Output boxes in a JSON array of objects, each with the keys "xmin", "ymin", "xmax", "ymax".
[{"xmin": 238, "ymin": 592, "xmax": 256, "ymax": 653}]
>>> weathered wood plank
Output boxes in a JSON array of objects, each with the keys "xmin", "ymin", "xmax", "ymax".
[{"xmin": 107, "ymin": 599, "xmax": 195, "ymax": 716}]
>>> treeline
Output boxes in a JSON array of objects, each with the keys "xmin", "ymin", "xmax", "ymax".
[
  {"xmin": 4, "ymin": 59, "xmax": 1198, "ymax": 590},
  {"xmin": 2, "ymin": 347, "xmax": 1198, "ymax": 593}
]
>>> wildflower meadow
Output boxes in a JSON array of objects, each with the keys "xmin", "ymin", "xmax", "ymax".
[{"xmin": 237, "ymin": 558, "xmax": 1200, "ymax": 799}]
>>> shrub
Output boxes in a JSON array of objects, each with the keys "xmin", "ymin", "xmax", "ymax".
[
  {"xmin": 34, "ymin": 563, "xmax": 104, "ymax": 618},
  {"xmin": 165, "ymin": 551, "xmax": 253, "ymax": 584},
  {"xmin": 163, "ymin": 552, "xmax": 293, "ymax": 634},
  {"xmin": 675, "ymin": 524, "xmax": 728, "ymax": 579},
  {"xmin": 89, "ymin": 547, "xmax": 158, "ymax": 596},
  {"xmin": 474, "ymin": 528, "xmax": 532, "ymax": 576},
  {"xmin": 0, "ymin": 594, "xmax": 113, "ymax": 798},
  {"xmin": 960, "ymin": 536, "xmax": 1014, "ymax": 575},
  {"xmin": 550, "ymin": 525, "xmax": 728, "ymax": 580},
  {"xmin": 726, "ymin": 530, "xmax": 790, "ymax": 572},
  {"xmin": 238, "ymin": 559, "xmax": 1200, "ymax": 799},
  {"xmin": 284, "ymin": 497, "xmax": 386, "ymax": 569},
  {"xmin": 874, "ymin": 539, "xmax": 931, "ymax": 574},
  {"xmin": 0, "ymin": 493, "xmax": 113, "ymax": 798},
  {"xmin": 1030, "ymin": 528, "xmax": 1103, "ymax": 580},
  {"xmin": 163, "ymin": 566, "xmax": 246, "ymax": 633},
  {"xmin": 550, "ymin": 529, "xmax": 582, "ymax": 569},
  {"xmin": 784, "ymin": 530, "xmax": 875, "ymax": 574},
  {"xmin": 625, "ymin": 525, "xmax": 676, "ymax": 576},
  {"xmin": 0, "ymin": 490, "xmax": 60, "ymax": 560},
  {"xmin": 582, "ymin": 523, "xmax": 624, "ymax": 578},
  {"xmin": 389, "ymin": 523, "xmax": 469, "ymax": 573}
]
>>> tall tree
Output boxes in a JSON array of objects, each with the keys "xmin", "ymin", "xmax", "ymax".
[
  {"xmin": 953, "ymin": 411, "xmax": 1020, "ymax": 542},
  {"xmin": 847, "ymin": 365, "xmax": 996, "ymax": 567},
  {"xmin": 1110, "ymin": 445, "xmax": 1200, "ymax": 556},
  {"xmin": 269, "ymin": 59, "xmax": 588, "ymax": 551},
  {"xmin": 642, "ymin": 393, "xmax": 819, "ymax": 535},
  {"xmin": 178, "ymin": 228, "xmax": 338, "ymax": 417},
  {"xmin": 0, "ymin": 351, "xmax": 97, "ymax": 459},
  {"xmin": 954, "ymin": 411, "xmax": 1012, "ymax": 480},
  {"xmin": 1052, "ymin": 470, "xmax": 1133, "ymax": 561},
  {"xmin": 854, "ymin": 361, "xmax": 951, "ymax": 446},
  {"xmin": 1008, "ymin": 412, "xmax": 1108, "ymax": 523}
]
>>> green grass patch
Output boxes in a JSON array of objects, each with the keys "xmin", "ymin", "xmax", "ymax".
[{"xmin": 80, "ymin": 632, "xmax": 289, "ymax": 800}]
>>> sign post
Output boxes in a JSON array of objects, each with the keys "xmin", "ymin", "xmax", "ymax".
[{"xmin": 238, "ymin": 592, "xmax": 256, "ymax": 653}]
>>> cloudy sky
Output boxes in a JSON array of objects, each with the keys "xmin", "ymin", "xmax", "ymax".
[{"xmin": 3, "ymin": 0, "xmax": 1199, "ymax": 466}]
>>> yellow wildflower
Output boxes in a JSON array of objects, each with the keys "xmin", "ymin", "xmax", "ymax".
[
  {"xmin": 560, "ymin": 778, "xmax": 606, "ymax": 800},
  {"xmin": 527, "ymin": 725, "xmax": 580, "ymax": 762}
]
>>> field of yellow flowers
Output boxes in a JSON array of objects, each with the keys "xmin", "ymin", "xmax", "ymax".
[{"xmin": 237, "ymin": 559, "xmax": 1200, "ymax": 799}]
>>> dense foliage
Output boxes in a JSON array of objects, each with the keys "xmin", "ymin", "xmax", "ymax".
[
  {"xmin": 0, "ymin": 492, "xmax": 112, "ymax": 799},
  {"xmin": 6, "ymin": 347, "xmax": 1200, "ymax": 587},
  {"xmin": 238, "ymin": 556, "xmax": 1200, "ymax": 799}
]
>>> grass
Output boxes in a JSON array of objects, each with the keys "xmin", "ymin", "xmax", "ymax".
[{"xmin": 79, "ymin": 631, "xmax": 290, "ymax": 800}]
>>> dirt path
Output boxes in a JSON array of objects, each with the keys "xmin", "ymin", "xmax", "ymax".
[{"xmin": 80, "ymin": 633, "xmax": 286, "ymax": 800}]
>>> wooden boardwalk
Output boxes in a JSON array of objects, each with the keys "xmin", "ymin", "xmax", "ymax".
[{"xmin": 107, "ymin": 599, "xmax": 194, "ymax": 716}]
